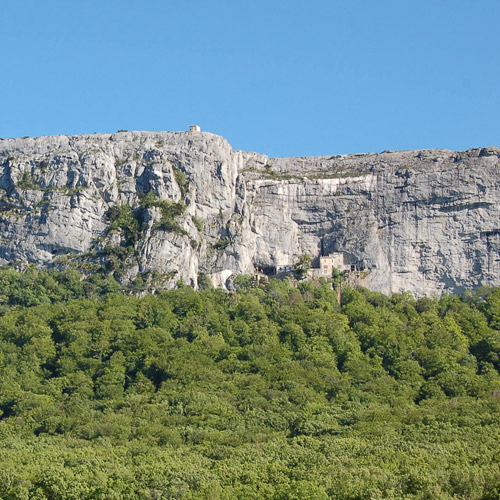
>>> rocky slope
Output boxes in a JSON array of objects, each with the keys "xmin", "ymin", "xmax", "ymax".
[{"xmin": 0, "ymin": 130, "xmax": 499, "ymax": 296}]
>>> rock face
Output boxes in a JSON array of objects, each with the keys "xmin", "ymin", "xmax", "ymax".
[{"xmin": 0, "ymin": 130, "xmax": 499, "ymax": 296}]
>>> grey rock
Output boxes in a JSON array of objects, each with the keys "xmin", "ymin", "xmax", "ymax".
[{"xmin": 0, "ymin": 131, "xmax": 499, "ymax": 296}]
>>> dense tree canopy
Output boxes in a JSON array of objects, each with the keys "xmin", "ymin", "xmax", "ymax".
[{"xmin": 0, "ymin": 269, "xmax": 499, "ymax": 499}]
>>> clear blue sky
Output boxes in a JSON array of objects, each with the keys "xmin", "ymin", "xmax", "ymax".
[{"xmin": 1, "ymin": 0, "xmax": 499, "ymax": 157}]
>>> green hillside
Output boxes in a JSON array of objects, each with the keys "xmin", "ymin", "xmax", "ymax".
[{"xmin": 0, "ymin": 269, "xmax": 499, "ymax": 499}]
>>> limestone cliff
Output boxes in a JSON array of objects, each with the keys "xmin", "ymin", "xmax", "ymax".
[{"xmin": 0, "ymin": 130, "xmax": 498, "ymax": 296}]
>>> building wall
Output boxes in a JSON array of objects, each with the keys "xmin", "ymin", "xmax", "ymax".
[{"xmin": 319, "ymin": 253, "xmax": 345, "ymax": 276}]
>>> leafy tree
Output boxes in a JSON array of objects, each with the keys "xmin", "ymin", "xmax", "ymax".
[{"xmin": 294, "ymin": 253, "xmax": 311, "ymax": 279}]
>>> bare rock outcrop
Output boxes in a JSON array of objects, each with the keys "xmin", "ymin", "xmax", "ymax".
[{"xmin": 0, "ymin": 130, "xmax": 498, "ymax": 296}]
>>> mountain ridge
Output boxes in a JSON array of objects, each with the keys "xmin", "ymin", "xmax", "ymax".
[{"xmin": 0, "ymin": 130, "xmax": 499, "ymax": 296}]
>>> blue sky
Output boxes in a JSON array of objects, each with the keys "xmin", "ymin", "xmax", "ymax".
[{"xmin": 1, "ymin": 0, "xmax": 499, "ymax": 157}]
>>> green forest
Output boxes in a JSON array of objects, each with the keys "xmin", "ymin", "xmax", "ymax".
[{"xmin": 0, "ymin": 268, "xmax": 499, "ymax": 499}]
